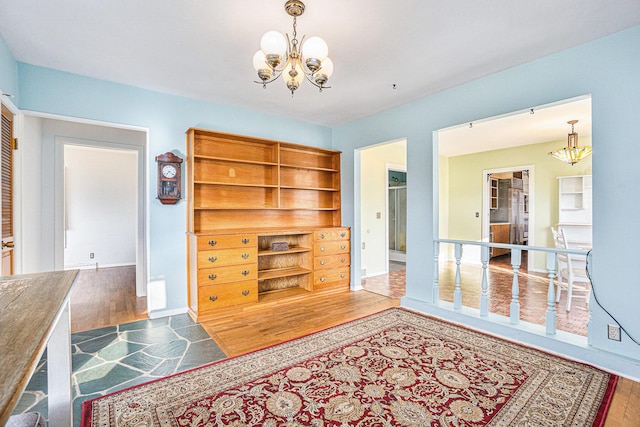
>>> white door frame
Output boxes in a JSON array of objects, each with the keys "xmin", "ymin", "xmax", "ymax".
[
  {"xmin": 21, "ymin": 111, "xmax": 149, "ymax": 300},
  {"xmin": 482, "ymin": 165, "xmax": 535, "ymax": 267}
]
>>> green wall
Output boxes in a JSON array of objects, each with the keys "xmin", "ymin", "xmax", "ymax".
[{"xmin": 443, "ymin": 137, "xmax": 592, "ymax": 269}]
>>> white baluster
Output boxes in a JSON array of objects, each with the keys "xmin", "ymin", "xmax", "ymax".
[
  {"xmin": 545, "ymin": 252, "xmax": 557, "ymax": 335},
  {"xmin": 454, "ymin": 243, "xmax": 462, "ymax": 310},
  {"xmin": 509, "ymin": 248, "xmax": 521, "ymax": 324},
  {"xmin": 480, "ymin": 245, "xmax": 489, "ymax": 317},
  {"xmin": 433, "ymin": 241, "xmax": 440, "ymax": 304}
]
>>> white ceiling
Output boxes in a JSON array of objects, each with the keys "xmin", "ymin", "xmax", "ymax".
[
  {"xmin": 1, "ymin": 0, "xmax": 639, "ymax": 130},
  {"xmin": 438, "ymin": 96, "xmax": 592, "ymax": 157}
]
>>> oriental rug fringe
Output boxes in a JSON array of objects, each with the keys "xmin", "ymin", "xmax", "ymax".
[{"xmin": 82, "ymin": 308, "xmax": 616, "ymax": 426}]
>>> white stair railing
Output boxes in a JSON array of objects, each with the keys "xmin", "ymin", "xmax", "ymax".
[{"xmin": 435, "ymin": 239, "xmax": 589, "ymax": 336}]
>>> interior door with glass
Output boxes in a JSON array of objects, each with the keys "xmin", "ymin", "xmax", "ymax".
[{"xmin": 1, "ymin": 104, "xmax": 14, "ymax": 275}]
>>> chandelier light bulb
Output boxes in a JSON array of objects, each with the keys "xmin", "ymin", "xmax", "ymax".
[
  {"xmin": 319, "ymin": 57, "xmax": 333, "ymax": 78},
  {"xmin": 253, "ymin": 50, "xmax": 272, "ymax": 84},
  {"xmin": 252, "ymin": 50, "xmax": 268, "ymax": 72},
  {"xmin": 314, "ymin": 57, "xmax": 333, "ymax": 88},
  {"xmin": 302, "ymin": 36, "xmax": 328, "ymax": 61},
  {"xmin": 260, "ymin": 30, "xmax": 287, "ymax": 57}
]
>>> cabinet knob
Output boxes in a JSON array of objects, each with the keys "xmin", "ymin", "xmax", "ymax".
[
  {"xmin": 209, "ymin": 295, "xmax": 218, "ymax": 302},
  {"xmin": 340, "ymin": 274, "xmax": 346, "ymax": 279},
  {"xmin": 320, "ymin": 277, "xmax": 326, "ymax": 282},
  {"xmin": 242, "ymin": 290, "xmax": 250, "ymax": 296},
  {"xmin": 241, "ymin": 253, "xmax": 250, "ymax": 259},
  {"xmin": 340, "ymin": 232, "xmax": 346, "ymax": 238},
  {"xmin": 320, "ymin": 247, "xmax": 325, "ymax": 252},
  {"xmin": 340, "ymin": 245, "xmax": 346, "ymax": 250},
  {"xmin": 208, "ymin": 274, "xmax": 217, "ymax": 280},
  {"xmin": 208, "ymin": 256, "xmax": 217, "ymax": 263},
  {"xmin": 242, "ymin": 238, "xmax": 250, "ymax": 244},
  {"xmin": 340, "ymin": 257, "xmax": 346, "ymax": 263},
  {"xmin": 242, "ymin": 270, "xmax": 250, "ymax": 276},
  {"xmin": 320, "ymin": 260, "xmax": 326, "ymax": 265},
  {"xmin": 319, "ymin": 233, "xmax": 326, "ymax": 239},
  {"xmin": 208, "ymin": 240, "xmax": 217, "ymax": 247}
]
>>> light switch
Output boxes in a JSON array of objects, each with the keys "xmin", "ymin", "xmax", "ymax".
[{"xmin": 376, "ymin": 212, "xmax": 381, "ymax": 219}]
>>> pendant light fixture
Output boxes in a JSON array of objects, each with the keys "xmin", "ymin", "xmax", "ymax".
[
  {"xmin": 252, "ymin": 0, "xmax": 333, "ymax": 95},
  {"xmin": 548, "ymin": 120, "xmax": 592, "ymax": 165}
]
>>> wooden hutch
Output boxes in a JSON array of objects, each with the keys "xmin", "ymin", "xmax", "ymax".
[{"xmin": 186, "ymin": 128, "xmax": 350, "ymax": 321}]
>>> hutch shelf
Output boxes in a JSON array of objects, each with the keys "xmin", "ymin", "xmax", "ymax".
[{"xmin": 186, "ymin": 128, "xmax": 350, "ymax": 321}]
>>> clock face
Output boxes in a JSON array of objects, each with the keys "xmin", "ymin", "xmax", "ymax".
[{"xmin": 162, "ymin": 164, "xmax": 177, "ymax": 178}]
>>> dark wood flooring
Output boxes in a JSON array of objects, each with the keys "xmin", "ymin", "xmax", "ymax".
[{"xmin": 361, "ymin": 253, "xmax": 589, "ymax": 336}]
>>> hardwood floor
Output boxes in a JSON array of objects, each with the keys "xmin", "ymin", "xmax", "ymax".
[
  {"xmin": 362, "ymin": 254, "xmax": 590, "ymax": 336},
  {"xmin": 201, "ymin": 290, "xmax": 400, "ymax": 357},
  {"xmin": 69, "ymin": 266, "xmax": 638, "ymax": 426},
  {"xmin": 70, "ymin": 265, "xmax": 147, "ymax": 332}
]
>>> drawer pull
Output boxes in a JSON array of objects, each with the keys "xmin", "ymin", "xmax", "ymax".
[
  {"xmin": 242, "ymin": 290, "xmax": 250, "ymax": 296},
  {"xmin": 242, "ymin": 238, "xmax": 250, "ymax": 244},
  {"xmin": 340, "ymin": 245, "xmax": 346, "ymax": 250},
  {"xmin": 320, "ymin": 247, "xmax": 325, "ymax": 252},
  {"xmin": 340, "ymin": 274, "xmax": 346, "ymax": 279},
  {"xmin": 209, "ymin": 295, "xmax": 218, "ymax": 302},
  {"xmin": 242, "ymin": 270, "xmax": 250, "ymax": 276},
  {"xmin": 320, "ymin": 277, "xmax": 326, "ymax": 282},
  {"xmin": 208, "ymin": 256, "xmax": 218, "ymax": 263},
  {"xmin": 340, "ymin": 257, "xmax": 346, "ymax": 263},
  {"xmin": 241, "ymin": 253, "xmax": 250, "ymax": 259},
  {"xmin": 320, "ymin": 260, "xmax": 326, "ymax": 265},
  {"xmin": 208, "ymin": 240, "xmax": 217, "ymax": 247},
  {"xmin": 208, "ymin": 274, "xmax": 217, "ymax": 281},
  {"xmin": 319, "ymin": 233, "xmax": 326, "ymax": 239},
  {"xmin": 340, "ymin": 232, "xmax": 346, "ymax": 238}
]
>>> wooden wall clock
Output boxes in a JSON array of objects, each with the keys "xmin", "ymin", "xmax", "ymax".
[{"xmin": 156, "ymin": 152, "xmax": 183, "ymax": 205}]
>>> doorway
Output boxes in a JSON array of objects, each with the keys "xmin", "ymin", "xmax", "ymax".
[
  {"xmin": 358, "ymin": 139, "xmax": 407, "ymax": 299},
  {"xmin": 387, "ymin": 167, "xmax": 406, "ymax": 264},
  {"xmin": 484, "ymin": 167, "xmax": 533, "ymax": 266}
]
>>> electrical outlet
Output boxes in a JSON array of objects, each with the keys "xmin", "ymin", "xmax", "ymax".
[
  {"xmin": 90, "ymin": 253, "xmax": 94, "ymax": 259},
  {"xmin": 607, "ymin": 324, "xmax": 621, "ymax": 341}
]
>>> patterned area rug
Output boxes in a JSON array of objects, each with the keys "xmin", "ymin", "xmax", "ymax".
[{"xmin": 82, "ymin": 308, "xmax": 616, "ymax": 426}]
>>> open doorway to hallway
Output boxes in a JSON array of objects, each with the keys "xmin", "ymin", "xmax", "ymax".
[
  {"xmin": 359, "ymin": 139, "xmax": 407, "ymax": 299},
  {"xmin": 18, "ymin": 114, "xmax": 149, "ymax": 326}
]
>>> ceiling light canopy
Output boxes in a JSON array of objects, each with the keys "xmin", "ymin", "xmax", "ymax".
[
  {"xmin": 253, "ymin": 0, "xmax": 333, "ymax": 96},
  {"xmin": 548, "ymin": 120, "xmax": 592, "ymax": 165}
]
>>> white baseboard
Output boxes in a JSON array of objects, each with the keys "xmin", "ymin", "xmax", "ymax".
[
  {"xmin": 148, "ymin": 306, "xmax": 189, "ymax": 319},
  {"xmin": 64, "ymin": 262, "xmax": 135, "ymax": 270}
]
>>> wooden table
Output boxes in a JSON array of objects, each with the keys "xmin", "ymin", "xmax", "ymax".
[{"xmin": 0, "ymin": 270, "xmax": 78, "ymax": 426}]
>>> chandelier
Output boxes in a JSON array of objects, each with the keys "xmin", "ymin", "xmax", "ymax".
[
  {"xmin": 548, "ymin": 120, "xmax": 592, "ymax": 165},
  {"xmin": 252, "ymin": 0, "xmax": 333, "ymax": 95}
]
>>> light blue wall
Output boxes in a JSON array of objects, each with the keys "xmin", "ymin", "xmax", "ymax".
[
  {"xmin": 335, "ymin": 25, "xmax": 640, "ymax": 370},
  {"xmin": 0, "ymin": 35, "xmax": 18, "ymax": 101},
  {"xmin": 15, "ymin": 63, "xmax": 332, "ymax": 317},
  {"xmin": 2, "ymin": 20, "xmax": 639, "ymax": 374}
]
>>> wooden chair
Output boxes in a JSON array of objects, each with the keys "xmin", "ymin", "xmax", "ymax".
[{"xmin": 551, "ymin": 226, "xmax": 590, "ymax": 311}]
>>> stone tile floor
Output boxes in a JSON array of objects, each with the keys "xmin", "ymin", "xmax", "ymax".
[{"xmin": 13, "ymin": 314, "xmax": 226, "ymax": 426}]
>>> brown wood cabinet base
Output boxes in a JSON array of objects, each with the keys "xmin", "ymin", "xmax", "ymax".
[{"xmin": 187, "ymin": 227, "xmax": 351, "ymax": 321}]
